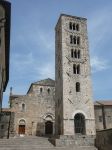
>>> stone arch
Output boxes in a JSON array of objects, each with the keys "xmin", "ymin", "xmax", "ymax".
[
  {"xmin": 18, "ymin": 119, "xmax": 26, "ymax": 135},
  {"xmin": 74, "ymin": 113, "xmax": 85, "ymax": 134},
  {"xmin": 42, "ymin": 113, "xmax": 55, "ymax": 121},
  {"xmin": 72, "ymin": 110, "xmax": 87, "ymax": 119},
  {"xmin": 42, "ymin": 114, "xmax": 54, "ymax": 135}
]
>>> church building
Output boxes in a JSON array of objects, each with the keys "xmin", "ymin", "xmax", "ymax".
[{"xmin": 0, "ymin": 14, "xmax": 112, "ymax": 149}]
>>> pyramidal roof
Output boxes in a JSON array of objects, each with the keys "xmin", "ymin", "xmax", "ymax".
[{"xmin": 33, "ymin": 78, "xmax": 55, "ymax": 86}]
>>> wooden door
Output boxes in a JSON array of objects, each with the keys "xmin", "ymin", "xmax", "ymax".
[
  {"xmin": 18, "ymin": 125, "xmax": 25, "ymax": 134},
  {"xmin": 45, "ymin": 121, "xmax": 53, "ymax": 135}
]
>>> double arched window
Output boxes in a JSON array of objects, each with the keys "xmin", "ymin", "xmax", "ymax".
[{"xmin": 73, "ymin": 64, "xmax": 80, "ymax": 74}]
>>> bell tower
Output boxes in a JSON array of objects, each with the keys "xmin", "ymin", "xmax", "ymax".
[{"xmin": 55, "ymin": 14, "xmax": 96, "ymax": 136}]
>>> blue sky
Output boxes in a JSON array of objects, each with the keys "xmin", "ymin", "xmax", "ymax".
[{"xmin": 3, "ymin": 0, "xmax": 112, "ymax": 107}]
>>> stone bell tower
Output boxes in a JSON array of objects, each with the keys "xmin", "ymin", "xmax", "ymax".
[{"xmin": 55, "ymin": 14, "xmax": 96, "ymax": 136}]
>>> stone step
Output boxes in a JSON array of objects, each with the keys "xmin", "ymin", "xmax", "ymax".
[
  {"xmin": 0, "ymin": 147, "xmax": 97, "ymax": 150},
  {"xmin": 0, "ymin": 136, "xmax": 97, "ymax": 150}
]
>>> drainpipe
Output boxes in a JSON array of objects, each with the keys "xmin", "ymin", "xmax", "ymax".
[{"xmin": 96, "ymin": 101, "xmax": 106, "ymax": 129}]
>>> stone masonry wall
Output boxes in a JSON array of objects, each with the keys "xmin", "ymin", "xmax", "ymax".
[
  {"xmin": 10, "ymin": 79, "xmax": 55, "ymax": 136},
  {"xmin": 55, "ymin": 14, "xmax": 96, "ymax": 136},
  {"xmin": 95, "ymin": 129, "xmax": 112, "ymax": 150}
]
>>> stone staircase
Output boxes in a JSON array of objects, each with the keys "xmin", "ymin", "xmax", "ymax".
[{"xmin": 0, "ymin": 136, "xmax": 97, "ymax": 150}]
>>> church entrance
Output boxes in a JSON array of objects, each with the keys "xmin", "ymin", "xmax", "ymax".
[
  {"xmin": 74, "ymin": 113, "xmax": 85, "ymax": 134},
  {"xmin": 18, "ymin": 125, "xmax": 25, "ymax": 134},
  {"xmin": 18, "ymin": 119, "xmax": 26, "ymax": 135},
  {"xmin": 45, "ymin": 121, "xmax": 53, "ymax": 135}
]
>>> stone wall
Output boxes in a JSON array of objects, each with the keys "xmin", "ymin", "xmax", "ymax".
[
  {"xmin": 10, "ymin": 79, "xmax": 55, "ymax": 136},
  {"xmin": 55, "ymin": 14, "xmax": 95, "ymax": 136},
  {"xmin": 0, "ymin": 111, "xmax": 14, "ymax": 138},
  {"xmin": 95, "ymin": 129, "xmax": 112, "ymax": 150},
  {"xmin": 94, "ymin": 105, "xmax": 112, "ymax": 130}
]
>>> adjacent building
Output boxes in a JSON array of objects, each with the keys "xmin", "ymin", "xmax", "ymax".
[
  {"xmin": 1, "ymin": 80, "xmax": 112, "ymax": 138},
  {"xmin": 9, "ymin": 78, "xmax": 55, "ymax": 136},
  {"xmin": 94, "ymin": 101, "xmax": 112, "ymax": 131},
  {"xmin": 0, "ymin": 0, "xmax": 11, "ymax": 111},
  {"xmin": 0, "ymin": 108, "xmax": 14, "ymax": 138}
]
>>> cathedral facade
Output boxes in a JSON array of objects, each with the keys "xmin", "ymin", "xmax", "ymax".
[{"xmin": 10, "ymin": 78, "xmax": 55, "ymax": 136}]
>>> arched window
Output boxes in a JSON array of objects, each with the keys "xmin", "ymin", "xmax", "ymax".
[
  {"xmin": 69, "ymin": 22, "xmax": 72, "ymax": 30},
  {"xmin": 40, "ymin": 88, "xmax": 43, "ymax": 93},
  {"xmin": 70, "ymin": 35, "xmax": 73, "ymax": 44},
  {"xmin": 76, "ymin": 24, "xmax": 79, "ymax": 31},
  {"xmin": 76, "ymin": 82, "xmax": 80, "ymax": 92},
  {"xmin": 73, "ymin": 64, "xmax": 76, "ymax": 74},
  {"xmin": 74, "ymin": 49, "xmax": 77, "ymax": 58},
  {"xmin": 77, "ymin": 65, "xmax": 80, "ymax": 74},
  {"xmin": 71, "ymin": 49, "xmax": 73, "ymax": 58},
  {"xmin": 74, "ymin": 36, "xmax": 76, "ymax": 44},
  {"xmin": 73, "ymin": 23, "xmax": 75, "ymax": 30},
  {"xmin": 47, "ymin": 88, "xmax": 50, "ymax": 94},
  {"xmin": 77, "ymin": 36, "xmax": 80, "ymax": 45},
  {"xmin": 78, "ymin": 50, "xmax": 80, "ymax": 59},
  {"xmin": 22, "ymin": 103, "xmax": 25, "ymax": 112}
]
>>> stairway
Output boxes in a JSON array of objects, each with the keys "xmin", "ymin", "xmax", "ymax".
[{"xmin": 0, "ymin": 136, "xmax": 97, "ymax": 150}]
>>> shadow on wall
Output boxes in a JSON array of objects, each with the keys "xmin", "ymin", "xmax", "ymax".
[
  {"xmin": 36, "ymin": 122, "xmax": 44, "ymax": 136},
  {"xmin": 95, "ymin": 129, "xmax": 112, "ymax": 150},
  {"xmin": 36, "ymin": 121, "xmax": 53, "ymax": 137}
]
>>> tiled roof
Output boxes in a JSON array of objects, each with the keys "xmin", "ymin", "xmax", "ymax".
[
  {"xmin": 33, "ymin": 78, "xmax": 55, "ymax": 86},
  {"xmin": 1, "ymin": 108, "xmax": 14, "ymax": 112},
  {"xmin": 94, "ymin": 100, "xmax": 112, "ymax": 106}
]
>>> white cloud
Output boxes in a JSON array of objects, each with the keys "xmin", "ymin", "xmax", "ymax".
[
  {"xmin": 37, "ymin": 63, "xmax": 55, "ymax": 80},
  {"xmin": 10, "ymin": 52, "xmax": 54, "ymax": 81},
  {"xmin": 91, "ymin": 56, "xmax": 109, "ymax": 73}
]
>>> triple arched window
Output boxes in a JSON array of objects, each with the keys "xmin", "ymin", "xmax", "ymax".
[
  {"xmin": 69, "ymin": 22, "xmax": 79, "ymax": 31},
  {"xmin": 70, "ymin": 35, "xmax": 80, "ymax": 45},
  {"xmin": 71, "ymin": 49, "xmax": 80, "ymax": 59}
]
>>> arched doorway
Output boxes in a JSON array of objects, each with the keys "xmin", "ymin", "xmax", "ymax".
[
  {"xmin": 18, "ymin": 119, "xmax": 26, "ymax": 135},
  {"xmin": 74, "ymin": 113, "xmax": 85, "ymax": 134},
  {"xmin": 45, "ymin": 121, "xmax": 53, "ymax": 135}
]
